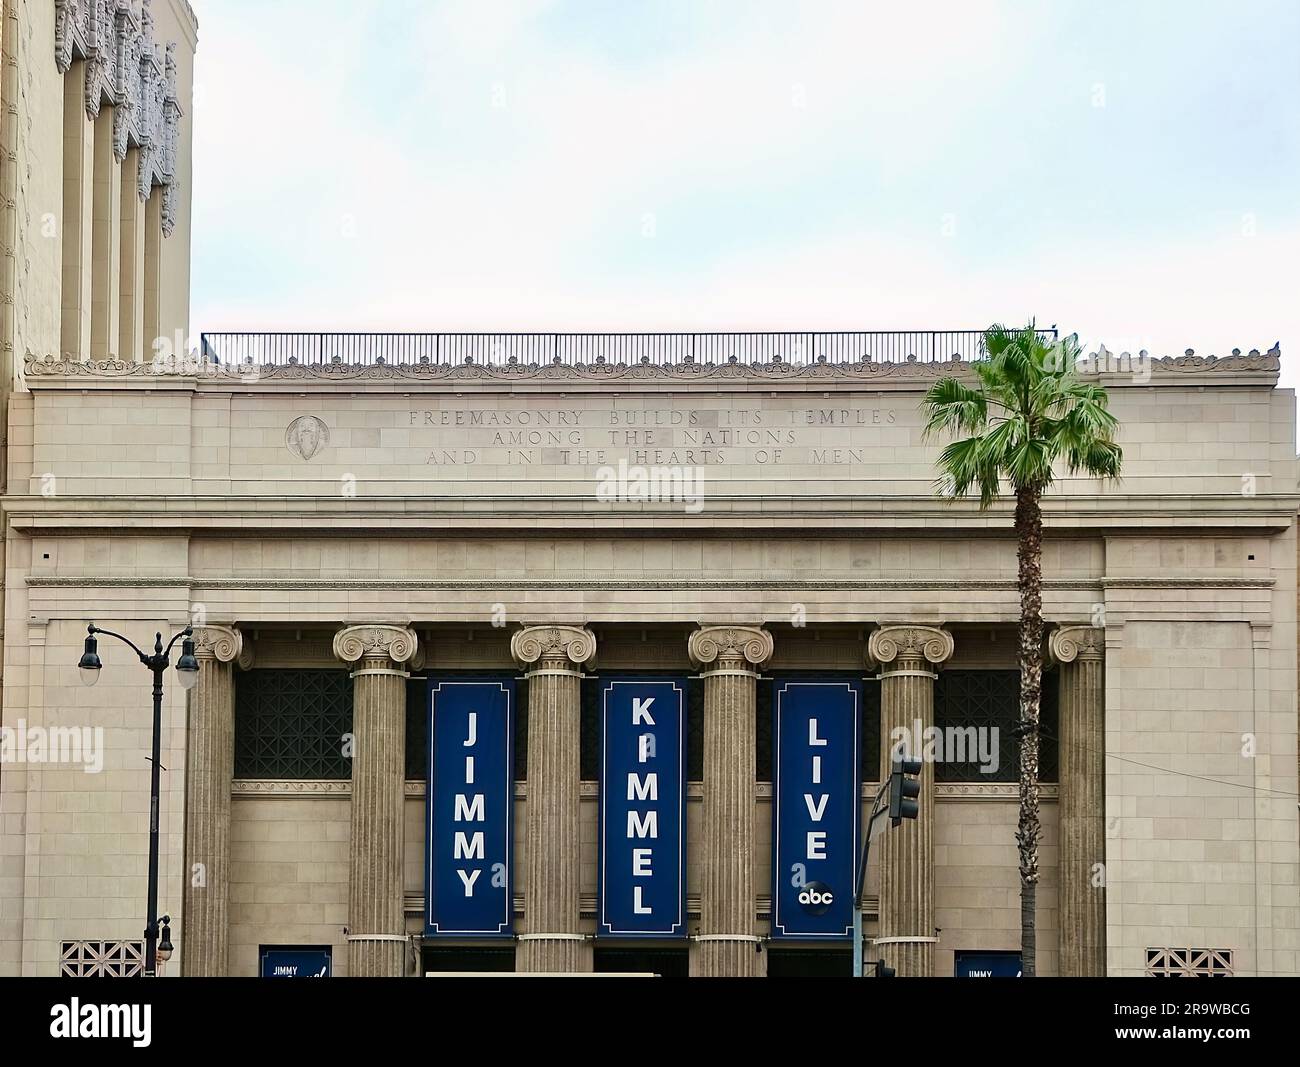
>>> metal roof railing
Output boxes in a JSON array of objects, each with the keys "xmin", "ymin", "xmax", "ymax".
[{"xmin": 197, "ymin": 329, "xmax": 1058, "ymax": 368}]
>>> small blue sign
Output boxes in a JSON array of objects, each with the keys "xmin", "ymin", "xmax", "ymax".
[
  {"xmin": 598, "ymin": 678, "xmax": 687, "ymax": 938},
  {"xmin": 425, "ymin": 678, "xmax": 515, "ymax": 938},
  {"xmin": 771, "ymin": 679, "xmax": 861, "ymax": 940},
  {"xmin": 955, "ymin": 951, "xmax": 1022, "ymax": 977},
  {"xmin": 259, "ymin": 946, "xmax": 331, "ymax": 978}
]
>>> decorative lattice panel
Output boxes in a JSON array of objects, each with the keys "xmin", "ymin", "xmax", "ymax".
[
  {"xmin": 60, "ymin": 940, "xmax": 144, "ymax": 978},
  {"xmin": 234, "ymin": 669, "xmax": 353, "ymax": 779},
  {"xmin": 1146, "ymin": 948, "xmax": 1234, "ymax": 977},
  {"xmin": 934, "ymin": 669, "xmax": 1058, "ymax": 783}
]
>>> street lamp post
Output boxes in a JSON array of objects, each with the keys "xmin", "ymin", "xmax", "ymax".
[{"xmin": 78, "ymin": 623, "xmax": 200, "ymax": 977}]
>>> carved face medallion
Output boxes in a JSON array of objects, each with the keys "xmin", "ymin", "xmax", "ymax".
[{"xmin": 286, "ymin": 416, "xmax": 329, "ymax": 461}]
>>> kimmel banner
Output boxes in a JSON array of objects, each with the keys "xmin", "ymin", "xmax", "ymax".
[
  {"xmin": 425, "ymin": 678, "xmax": 515, "ymax": 938},
  {"xmin": 770, "ymin": 679, "xmax": 861, "ymax": 940},
  {"xmin": 598, "ymin": 678, "xmax": 687, "ymax": 938}
]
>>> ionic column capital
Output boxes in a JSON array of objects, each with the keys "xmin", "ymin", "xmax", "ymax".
[
  {"xmin": 332, "ymin": 624, "xmax": 419, "ymax": 667},
  {"xmin": 1049, "ymin": 625, "xmax": 1105, "ymax": 665},
  {"xmin": 511, "ymin": 624, "xmax": 597, "ymax": 673},
  {"xmin": 192, "ymin": 625, "xmax": 254, "ymax": 670},
  {"xmin": 688, "ymin": 624, "xmax": 773, "ymax": 672},
  {"xmin": 868, "ymin": 624, "xmax": 954, "ymax": 673}
]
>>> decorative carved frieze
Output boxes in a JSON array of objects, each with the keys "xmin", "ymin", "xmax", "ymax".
[
  {"xmin": 510, "ymin": 624, "xmax": 596, "ymax": 670},
  {"xmin": 868, "ymin": 624, "xmax": 954, "ymax": 672},
  {"xmin": 54, "ymin": 0, "xmax": 182, "ymax": 224},
  {"xmin": 332, "ymin": 624, "xmax": 418, "ymax": 666},
  {"xmin": 1048, "ymin": 625, "xmax": 1106, "ymax": 664},
  {"xmin": 687, "ymin": 624, "xmax": 773, "ymax": 670},
  {"xmin": 22, "ymin": 345, "xmax": 1282, "ymax": 382}
]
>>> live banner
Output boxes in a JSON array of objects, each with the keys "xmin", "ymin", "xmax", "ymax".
[
  {"xmin": 598, "ymin": 678, "xmax": 687, "ymax": 938},
  {"xmin": 425, "ymin": 677, "xmax": 515, "ymax": 938},
  {"xmin": 770, "ymin": 679, "xmax": 861, "ymax": 940}
]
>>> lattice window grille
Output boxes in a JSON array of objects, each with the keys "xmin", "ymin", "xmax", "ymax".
[
  {"xmin": 60, "ymin": 940, "xmax": 144, "ymax": 978},
  {"xmin": 234, "ymin": 669, "xmax": 353, "ymax": 780},
  {"xmin": 1145, "ymin": 948, "xmax": 1234, "ymax": 977}
]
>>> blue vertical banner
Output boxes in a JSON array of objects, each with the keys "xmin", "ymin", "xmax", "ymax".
[
  {"xmin": 425, "ymin": 678, "xmax": 515, "ymax": 938},
  {"xmin": 771, "ymin": 679, "xmax": 861, "ymax": 940},
  {"xmin": 598, "ymin": 678, "xmax": 687, "ymax": 938}
]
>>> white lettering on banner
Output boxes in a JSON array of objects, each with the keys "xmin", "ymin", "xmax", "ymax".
[
  {"xmin": 628, "ymin": 810, "xmax": 659, "ymax": 838},
  {"xmin": 809, "ymin": 718, "xmax": 827, "ymax": 746},
  {"xmin": 628, "ymin": 772, "xmax": 658, "ymax": 801},
  {"xmin": 634, "ymin": 886, "xmax": 651, "ymax": 914},
  {"xmin": 454, "ymin": 831, "xmax": 485, "ymax": 860},
  {"xmin": 632, "ymin": 697, "xmax": 655, "ymax": 725},
  {"xmin": 632, "ymin": 848, "xmax": 653, "ymax": 877},
  {"xmin": 455, "ymin": 794, "xmax": 485, "ymax": 821},
  {"xmin": 804, "ymin": 792, "xmax": 829, "ymax": 821},
  {"xmin": 454, "ymin": 709, "xmax": 485, "ymax": 899},
  {"xmin": 807, "ymin": 831, "xmax": 827, "ymax": 860}
]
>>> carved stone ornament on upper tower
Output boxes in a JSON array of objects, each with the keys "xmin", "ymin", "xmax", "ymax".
[
  {"xmin": 1048, "ymin": 626, "xmax": 1105, "ymax": 665},
  {"xmin": 332, "ymin": 625, "xmax": 419, "ymax": 667},
  {"xmin": 868, "ymin": 625, "xmax": 955, "ymax": 671},
  {"xmin": 688, "ymin": 625, "xmax": 774, "ymax": 670},
  {"xmin": 510, "ymin": 625, "xmax": 597, "ymax": 670},
  {"xmin": 191, "ymin": 625, "xmax": 254, "ymax": 670},
  {"xmin": 54, "ymin": 0, "xmax": 182, "ymax": 228}
]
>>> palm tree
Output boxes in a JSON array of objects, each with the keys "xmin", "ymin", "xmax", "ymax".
[{"xmin": 921, "ymin": 324, "xmax": 1122, "ymax": 976}]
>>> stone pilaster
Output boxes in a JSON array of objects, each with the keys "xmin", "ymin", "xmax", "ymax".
[
  {"xmin": 1049, "ymin": 625, "xmax": 1106, "ymax": 976},
  {"xmin": 511, "ymin": 624, "xmax": 597, "ymax": 972},
  {"xmin": 333, "ymin": 624, "xmax": 419, "ymax": 978},
  {"xmin": 688, "ymin": 624, "xmax": 773, "ymax": 977},
  {"xmin": 867, "ymin": 624, "xmax": 953, "ymax": 977},
  {"xmin": 181, "ymin": 626, "xmax": 251, "ymax": 976}
]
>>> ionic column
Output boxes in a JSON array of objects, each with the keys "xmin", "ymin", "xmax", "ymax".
[
  {"xmin": 333, "ymin": 625, "xmax": 419, "ymax": 978},
  {"xmin": 511, "ymin": 625, "xmax": 597, "ymax": 972},
  {"xmin": 181, "ymin": 626, "xmax": 251, "ymax": 976},
  {"xmin": 1049, "ymin": 625, "xmax": 1106, "ymax": 976},
  {"xmin": 867, "ymin": 624, "xmax": 953, "ymax": 977},
  {"xmin": 688, "ymin": 625, "xmax": 773, "ymax": 977}
]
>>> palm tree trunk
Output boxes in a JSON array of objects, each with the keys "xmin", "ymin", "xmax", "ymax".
[{"xmin": 1015, "ymin": 484, "xmax": 1044, "ymax": 977}]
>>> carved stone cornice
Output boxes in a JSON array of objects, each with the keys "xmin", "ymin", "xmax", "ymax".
[
  {"xmin": 1048, "ymin": 625, "xmax": 1105, "ymax": 664},
  {"xmin": 191, "ymin": 624, "xmax": 253, "ymax": 669},
  {"xmin": 332, "ymin": 624, "xmax": 418, "ymax": 667},
  {"xmin": 510, "ymin": 624, "xmax": 596, "ymax": 671},
  {"xmin": 53, "ymin": 0, "xmax": 182, "ymax": 220},
  {"xmin": 21, "ymin": 344, "xmax": 1282, "ymax": 385},
  {"xmin": 868, "ymin": 624, "xmax": 954, "ymax": 673},
  {"xmin": 688, "ymin": 625, "xmax": 773, "ymax": 671}
]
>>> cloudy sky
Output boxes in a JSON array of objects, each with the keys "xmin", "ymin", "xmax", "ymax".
[{"xmin": 190, "ymin": 0, "xmax": 1299, "ymax": 381}]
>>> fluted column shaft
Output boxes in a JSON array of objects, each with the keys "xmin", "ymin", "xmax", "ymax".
[
  {"xmin": 868, "ymin": 625, "xmax": 953, "ymax": 977},
  {"xmin": 1051, "ymin": 626, "xmax": 1106, "ymax": 976},
  {"xmin": 512, "ymin": 625, "xmax": 596, "ymax": 972},
  {"xmin": 182, "ymin": 626, "xmax": 249, "ymax": 976},
  {"xmin": 334, "ymin": 625, "xmax": 418, "ymax": 978},
  {"xmin": 688, "ymin": 625, "xmax": 773, "ymax": 977}
]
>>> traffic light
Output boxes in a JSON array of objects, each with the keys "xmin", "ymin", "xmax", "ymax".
[
  {"xmin": 874, "ymin": 959, "xmax": 896, "ymax": 979},
  {"xmin": 888, "ymin": 751, "xmax": 923, "ymax": 826}
]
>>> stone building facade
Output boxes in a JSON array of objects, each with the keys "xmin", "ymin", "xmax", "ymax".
[
  {"xmin": 2, "ymin": 334, "xmax": 1296, "ymax": 977},
  {"xmin": 0, "ymin": 0, "xmax": 197, "ymax": 976}
]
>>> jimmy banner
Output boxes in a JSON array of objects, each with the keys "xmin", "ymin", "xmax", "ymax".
[{"xmin": 425, "ymin": 677, "xmax": 515, "ymax": 938}]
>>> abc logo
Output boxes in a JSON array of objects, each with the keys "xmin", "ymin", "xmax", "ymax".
[{"xmin": 798, "ymin": 881, "xmax": 835, "ymax": 915}]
